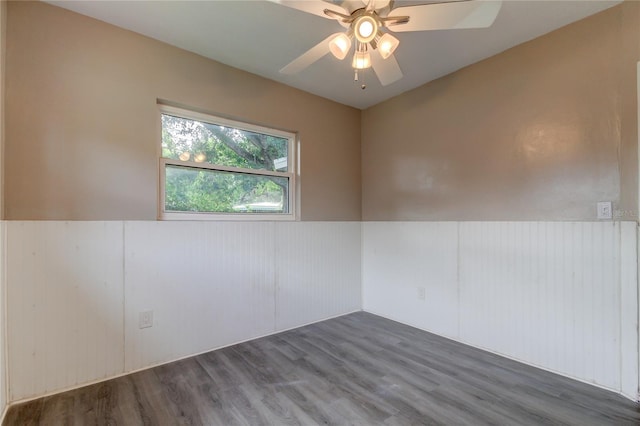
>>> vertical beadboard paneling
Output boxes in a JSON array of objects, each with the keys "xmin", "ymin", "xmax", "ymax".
[
  {"xmin": 5, "ymin": 220, "xmax": 363, "ymax": 401},
  {"xmin": 362, "ymin": 222, "xmax": 459, "ymax": 338},
  {"xmin": 5, "ymin": 220, "xmax": 636, "ymax": 402},
  {"xmin": 458, "ymin": 222, "xmax": 621, "ymax": 390},
  {"xmin": 123, "ymin": 221, "xmax": 276, "ymax": 373},
  {"xmin": 0, "ymin": 222, "xmax": 6, "ymax": 416},
  {"xmin": 275, "ymin": 222, "xmax": 361, "ymax": 331},
  {"xmin": 7, "ymin": 221, "xmax": 124, "ymax": 401},
  {"xmin": 362, "ymin": 221, "xmax": 636, "ymax": 395},
  {"xmin": 620, "ymin": 222, "xmax": 638, "ymax": 399}
]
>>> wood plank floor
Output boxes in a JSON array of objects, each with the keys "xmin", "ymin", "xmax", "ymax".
[{"xmin": 5, "ymin": 312, "xmax": 640, "ymax": 425}]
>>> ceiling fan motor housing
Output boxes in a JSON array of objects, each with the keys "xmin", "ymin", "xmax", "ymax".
[{"xmin": 353, "ymin": 14, "xmax": 379, "ymax": 43}]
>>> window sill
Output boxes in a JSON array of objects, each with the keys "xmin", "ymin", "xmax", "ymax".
[{"xmin": 159, "ymin": 212, "xmax": 297, "ymax": 221}]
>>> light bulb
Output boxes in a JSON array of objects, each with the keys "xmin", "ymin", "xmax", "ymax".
[
  {"xmin": 378, "ymin": 33, "xmax": 399, "ymax": 59},
  {"xmin": 178, "ymin": 152, "xmax": 191, "ymax": 161},
  {"xmin": 329, "ymin": 33, "xmax": 352, "ymax": 60},
  {"xmin": 354, "ymin": 15, "xmax": 378, "ymax": 43},
  {"xmin": 194, "ymin": 152, "xmax": 206, "ymax": 163},
  {"xmin": 358, "ymin": 21, "xmax": 373, "ymax": 38}
]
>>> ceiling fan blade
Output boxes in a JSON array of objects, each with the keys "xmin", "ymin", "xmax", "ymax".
[
  {"xmin": 280, "ymin": 33, "xmax": 340, "ymax": 75},
  {"xmin": 266, "ymin": 0, "xmax": 347, "ymax": 19},
  {"xmin": 370, "ymin": 50, "xmax": 403, "ymax": 86},
  {"xmin": 387, "ymin": 1, "xmax": 502, "ymax": 32},
  {"xmin": 357, "ymin": 0, "xmax": 391, "ymax": 9}
]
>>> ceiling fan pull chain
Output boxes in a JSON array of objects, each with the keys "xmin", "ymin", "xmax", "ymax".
[{"xmin": 354, "ymin": 69, "xmax": 367, "ymax": 90}]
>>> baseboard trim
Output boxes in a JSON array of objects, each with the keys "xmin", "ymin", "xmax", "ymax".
[
  {"xmin": 0, "ymin": 403, "xmax": 8, "ymax": 425},
  {"xmin": 6, "ymin": 309, "xmax": 362, "ymax": 408},
  {"xmin": 362, "ymin": 309, "xmax": 637, "ymax": 402}
]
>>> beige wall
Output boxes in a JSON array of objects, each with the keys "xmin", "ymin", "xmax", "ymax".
[
  {"xmin": 0, "ymin": 0, "xmax": 4, "ymax": 221},
  {"xmin": 362, "ymin": 2, "xmax": 640, "ymax": 221},
  {"xmin": 5, "ymin": 1, "xmax": 361, "ymax": 221},
  {"xmin": 6, "ymin": 1, "xmax": 640, "ymax": 222}
]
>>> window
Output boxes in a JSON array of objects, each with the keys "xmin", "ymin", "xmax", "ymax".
[{"xmin": 159, "ymin": 105, "xmax": 296, "ymax": 220}]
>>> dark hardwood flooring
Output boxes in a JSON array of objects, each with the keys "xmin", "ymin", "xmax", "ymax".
[{"xmin": 5, "ymin": 312, "xmax": 640, "ymax": 425}]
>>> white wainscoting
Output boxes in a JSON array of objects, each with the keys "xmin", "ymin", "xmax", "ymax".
[
  {"xmin": 362, "ymin": 222, "xmax": 459, "ymax": 339},
  {"xmin": 274, "ymin": 222, "xmax": 362, "ymax": 331},
  {"xmin": 3, "ymin": 220, "xmax": 638, "ymax": 402},
  {"xmin": 124, "ymin": 221, "xmax": 277, "ymax": 373},
  {"xmin": 6, "ymin": 222, "xmax": 125, "ymax": 402},
  {"xmin": 363, "ymin": 221, "xmax": 638, "ymax": 399},
  {"xmin": 6, "ymin": 221, "xmax": 361, "ymax": 402},
  {"xmin": 0, "ymin": 222, "xmax": 7, "ymax": 420}
]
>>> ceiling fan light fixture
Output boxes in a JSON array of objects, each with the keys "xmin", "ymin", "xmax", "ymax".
[
  {"xmin": 354, "ymin": 15, "xmax": 378, "ymax": 43},
  {"xmin": 377, "ymin": 33, "xmax": 399, "ymax": 59},
  {"xmin": 329, "ymin": 33, "xmax": 352, "ymax": 60},
  {"xmin": 352, "ymin": 50, "xmax": 372, "ymax": 70}
]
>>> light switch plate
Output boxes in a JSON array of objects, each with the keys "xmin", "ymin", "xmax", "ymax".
[{"xmin": 597, "ymin": 201, "xmax": 612, "ymax": 220}]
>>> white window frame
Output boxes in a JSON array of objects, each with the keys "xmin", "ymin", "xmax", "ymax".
[{"xmin": 158, "ymin": 104, "xmax": 297, "ymax": 221}]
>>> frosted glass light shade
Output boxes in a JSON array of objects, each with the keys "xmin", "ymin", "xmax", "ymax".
[
  {"xmin": 352, "ymin": 51, "xmax": 372, "ymax": 69},
  {"xmin": 378, "ymin": 33, "xmax": 399, "ymax": 59},
  {"xmin": 329, "ymin": 33, "xmax": 352, "ymax": 60}
]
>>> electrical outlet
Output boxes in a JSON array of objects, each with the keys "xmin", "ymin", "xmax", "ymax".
[
  {"xmin": 139, "ymin": 310, "xmax": 153, "ymax": 329},
  {"xmin": 597, "ymin": 201, "xmax": 612, "ymax": 220},
  {"xmin": 417, "ymin": 287, "xmax": 426, "ymax": 301}
]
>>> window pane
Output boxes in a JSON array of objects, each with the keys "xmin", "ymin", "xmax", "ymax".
[
  {"xmin": 161, "ymin": 114, "xmax": 289, "ymax": 172},
  {"xmin": 165, "ymin": 165, "xmax": 289, "ymax": 214}
]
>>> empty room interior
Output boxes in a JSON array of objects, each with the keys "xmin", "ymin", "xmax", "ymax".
[{"xmin": 0, "ymin": 0, "xmax": 639, "ymax": 424}]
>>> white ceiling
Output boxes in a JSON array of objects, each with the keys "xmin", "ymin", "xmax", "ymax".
[{"xmin": 46, "ymin": 0, "xmax": 621, "ymax": 109}]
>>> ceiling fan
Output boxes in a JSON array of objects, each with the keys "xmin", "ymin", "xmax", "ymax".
[{"xmin": 271, "ymin": 0, "xmax": 502, "ymax": 86}]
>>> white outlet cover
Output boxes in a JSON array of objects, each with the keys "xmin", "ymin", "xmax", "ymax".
[
  {"xmin": 597, "ymin": 201, "xmax": 612, "ymax": 220},
  {"xmin": 139, "ymin": 310, "xmax": 154, "ymax": 329}
]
